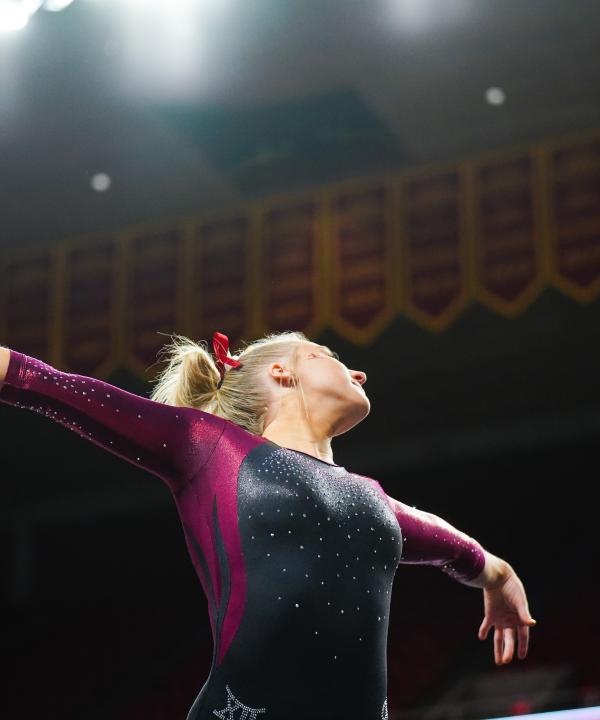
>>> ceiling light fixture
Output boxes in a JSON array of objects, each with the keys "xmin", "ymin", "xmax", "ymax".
[
  {"xmin": 485, "ymin": 87, "xmax": 506, "ymax": 106},
  {"xmin": 0, "ymin": 0, "xmax": 76, "ymax": 34}
]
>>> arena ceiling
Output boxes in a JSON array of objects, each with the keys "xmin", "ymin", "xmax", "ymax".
[{"xmin": 1, "ymin": 0, "xmax": 599, "ymax": 251}]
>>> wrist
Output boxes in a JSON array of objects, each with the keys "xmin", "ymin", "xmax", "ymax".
[
  {"xmin": 465, "ymin": 551, "xmax": 511, "ymax": 589},
  {"xmin": 484, "ymin": 555, "xmax": 512, "ymax": 590}
]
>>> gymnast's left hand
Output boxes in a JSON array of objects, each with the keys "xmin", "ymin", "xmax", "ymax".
[{"xmin": 477, "ymin": 567, "xmax": 537, "ymax": 665}]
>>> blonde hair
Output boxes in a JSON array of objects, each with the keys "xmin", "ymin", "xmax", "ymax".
[{"xmin": 149, "ymin": 330, "xmax": 310, "ymax": 436}]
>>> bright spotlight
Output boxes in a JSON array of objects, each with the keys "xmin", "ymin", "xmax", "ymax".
[
  {"xmin": 90, "ymin": 173, "xmax": 112, "ymax": 192},
  {"xmin": 0, "ymin": 0, "xmax": 76, "ymax": 32},
  {"xmin": 0, "ymin": 1, "xmax": 31, "ymax": 32},
  {"xmin": 485, "ymin": 87, "xmax": 506, "ymax": 106}
]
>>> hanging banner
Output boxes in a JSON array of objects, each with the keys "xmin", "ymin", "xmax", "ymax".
[
  {"xmin": 546, "ymin": 134, "xmax": 600, "ymax": 301},
  {"xmin": 189, "ymin": 211, "xmax": 251, "ymax": 351},
  {"xmin": 62, "ymin": 234, "xmax": 119, "ymax": 376},
  {"xmin": 327, "ymin": 180, "xmax": 396, "ymax": 342},
  {"xmin": 123, "ymin": 223, "xmax": 185, "ymax": 377},
  {"xmin": 1, "ymin": 246, "xmax": 56, "ymax": 362},
  {"xmin": 3, "ymin": 126, "xmax": 600, "ymax": 373},
  {"xmin": 471, "ymin": 151, "xmax": 543, "ymax": 316},
  {"xmin": 400, "ymin": 166, "xmax": 469, "ymax": 332},
  {"xmin": 258, "ymin": 194, "xmax": 324, "ymax": 335}
]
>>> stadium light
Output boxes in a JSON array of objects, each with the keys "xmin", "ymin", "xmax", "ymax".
[
  {"xmin": 0, "ymin": 0, "xmax": 75, "ymax": 34},
  {"xmin": 0, "ymin": 1, "xmax": 31, "ymax": 32}
]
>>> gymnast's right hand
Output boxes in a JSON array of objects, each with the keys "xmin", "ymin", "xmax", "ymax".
[{"xmin": 478, "ymin": 567, "xmax": 537, "ymax": 665}]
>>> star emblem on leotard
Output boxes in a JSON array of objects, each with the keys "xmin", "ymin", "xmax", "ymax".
[
  {"xmin": 212, "ymin": 684, "xmax": 266, "ymax": 719},
  {"xmin": 381, "ymin": 698, "xmax": 388, "ymax": 720}
]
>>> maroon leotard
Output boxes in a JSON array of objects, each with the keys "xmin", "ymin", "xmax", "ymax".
[{"xmin": 0, "ymin": 349, "xmax": 486, "ymax": 720}]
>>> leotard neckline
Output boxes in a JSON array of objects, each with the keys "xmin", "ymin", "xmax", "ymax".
[{"xmin": 263, "ymin": 439, "xmax": 343, "ymax": 467}]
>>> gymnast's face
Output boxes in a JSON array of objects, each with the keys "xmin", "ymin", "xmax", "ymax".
[{"xmin": 267, "ymin": 341, "xmax": 370, "ymax": 435}]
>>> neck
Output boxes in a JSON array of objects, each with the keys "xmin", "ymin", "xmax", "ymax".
[{"xmin": 261, "ymin": 422, "xmax": 335, "ymax": 465}]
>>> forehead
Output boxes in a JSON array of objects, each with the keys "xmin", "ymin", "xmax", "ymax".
[{"xmin": 304, "ymin": 342, "xmax": 329, "ymax": 352}]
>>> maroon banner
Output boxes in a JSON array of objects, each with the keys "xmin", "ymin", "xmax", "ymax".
[
  {"xmin": 401, "ymin": 168, "xmax": 468, "ymax": 330},
  {"xmin": 2, "ymin": 247, "xmax": 55, "ymax": 361},
  {"xmin": 329, "ymin": 182, "xmax": 395, "ymax": 338},
  {"xmin": 472, "ymin": 152, "xmax": 542, "ymax": 314},
  {"xmin": 63, "ymin": 236, "xmax": 118, "ymax": 375},
  {"xmin": 260, "ymin": 198, "xmax": 321, "ymax": 334},
  {"xmin": 548, "ymin": 136, "xmax": 600, "ymax": 299},
  {"xmin": 125, "ymin": 225, "xmax": 184, "ymax": 375},
  {"xmin": 190, "ymin": 212, "xmax": 250, "ymax": 350}
]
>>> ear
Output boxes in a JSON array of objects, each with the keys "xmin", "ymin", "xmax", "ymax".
[{"xmin": 270, "ymin": 363, "xmax": 297, "ymax": 388}]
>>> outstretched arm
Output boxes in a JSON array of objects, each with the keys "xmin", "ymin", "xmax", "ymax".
[
  {"xmin": 385, "ymin": 492, "xmax": 537, "ymax": 664},
  {"xmin": 385, "ymin": 493, "xmax": 493, "ymax": 585},
  {"xmin": 0, "ymin": 347, "xmax": 226, "ymax": 493}
]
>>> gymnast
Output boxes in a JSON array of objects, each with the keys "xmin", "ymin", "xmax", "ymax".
[{"xmin": 0, "ymin": 330, "xmax": 536, "ymax": 719}]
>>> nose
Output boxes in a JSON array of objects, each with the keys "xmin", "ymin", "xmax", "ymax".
[{"xmin": 351, "ymin": 371, "xmax": 367, "ymax": 385}]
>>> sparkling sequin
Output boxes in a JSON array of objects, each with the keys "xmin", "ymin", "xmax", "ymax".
[
  {"xmin": 382, "ymin": 698, "xmax": 389, "ymax": 720},
  {"xmin": 212, "ymin": 684, "xmax": 266, "ymax": 719}
]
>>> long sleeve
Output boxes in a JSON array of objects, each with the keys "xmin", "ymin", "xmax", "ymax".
[
  {"xmin": 386, "ymin": 494, "xmax": 486, "ymax": 583},
  {"xmin": 0, "ymin": 349, "xmax": 227, "ymax": 494}
]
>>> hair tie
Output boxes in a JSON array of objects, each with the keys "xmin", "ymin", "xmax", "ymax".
[{"xmin": 212, "ymin": 331, "xmax": 242, "ymax": 389}]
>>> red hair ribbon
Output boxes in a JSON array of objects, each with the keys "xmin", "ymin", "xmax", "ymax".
[{"xmin": 212, "ymin": 331, "xmax": 242, "ymax": 382}]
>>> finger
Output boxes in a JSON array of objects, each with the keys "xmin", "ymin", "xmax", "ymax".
[
  {"xmin": 517, "ymin": 625, "xmax": 530, "ymax": 659},
  {"xmin": 520, "ymin": 608, "xmax": 537, "ymax": 626},
  {"xmin": 494, "ymin": 628, "xmax": 503, "ymax": 665},
  {"xmin": 479, "ymin": 618, "xmax": 490, "ymax": 640},
  {"xmin": 502, "ymin": 627, "xmax": 515, "ymax": 663}
]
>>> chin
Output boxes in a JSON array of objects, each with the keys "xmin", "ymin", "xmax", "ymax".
[
  {"xmin": 354, "ymin": 388, "xmax": 370, "ymax": 411},
  {"xmin": 359, "ymin": 398, "xmax": 371, "ymax": 417},
  {"xmin": 337, "ymin": 398, "xmax": 370, "ymax": 434}
]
